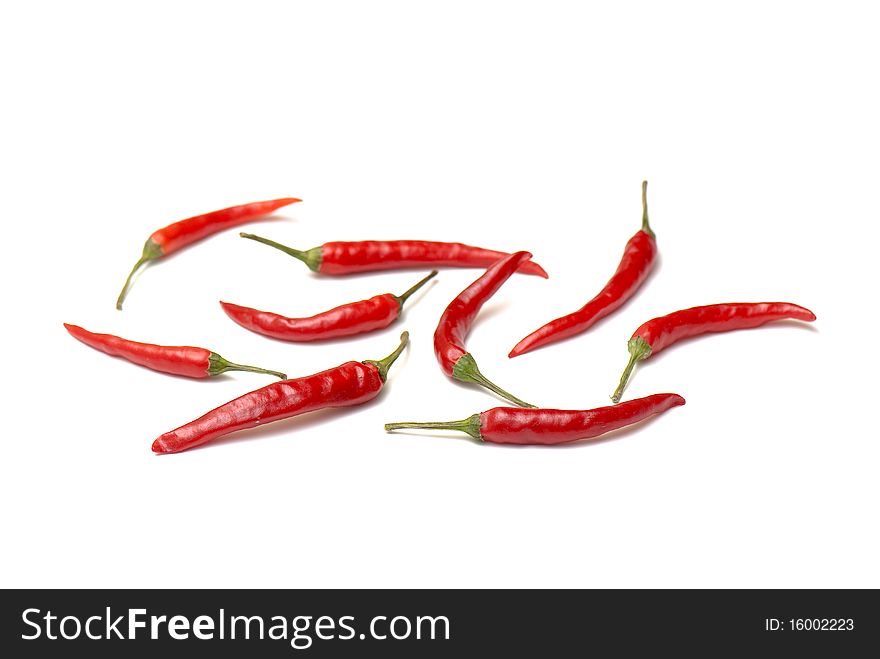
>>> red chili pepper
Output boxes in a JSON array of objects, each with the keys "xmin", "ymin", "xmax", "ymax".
[
  {"xmin": 64, "ymin": 323, "xmax": 286, "ymax": 379},
  {"xmin": 434, "ymin": 251, "xmax": 536, "ymax": 408},
  {"xmin": 220, "ymin": 271, "xmax": 437, "ymax": 342},
  {"xmin": 239, "ymin": 233, "xmax": 549, "ymax": 277},
  {"xmin": 152, "ymin": 332, "xmax": 409, "ymax": 454},
  {"xmin": 116, "ymin": 197, "xmax": 301, "ymax": 309},
  {"xmin": 384, "ymin": 393, "xmax": 685, "ymax": 445},
  {"xmin": 510, "ymin": 181, "xmax": 657, "ymax": 358},
  {"xmin": 611, "ymin": 302, "xmax": 817, "ymax": 403}
]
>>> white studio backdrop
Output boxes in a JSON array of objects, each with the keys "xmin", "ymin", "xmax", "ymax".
[{"xmin": 0, "ymin": 1, "xmax": 877, "ymax": 588}]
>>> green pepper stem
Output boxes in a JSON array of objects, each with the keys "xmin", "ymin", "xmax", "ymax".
[
  {"xmin": 116, "ymin": 239, "xmax": 163, "ymax": 310},
  {"xmin": 207, "ymin": 353, "xmax": 287, "ymax": 379},
  {"xmin": 610, "ymin": 336, "xmax": 653, "ymax": 403},
  {"xmin": 363, "ymin": 331, "xmax": 409, "ymax": 382},
  {"xmin": 641, "ymin": 180, "xmax": 654, "ymax": 239},
  {"xmin": 395, "ymin": 270, "xmax": 438, "ymax": 307},
  {"xmin": 384, "ymin": 414, "xmax": 483, "ymax": 441},
  {"xmin": 453, "ymin": 352, "xmax": 536, "ymax": 408},
  {"xmin": 240, "ymin": 233, "xmax": 323, "ymax": 272}
]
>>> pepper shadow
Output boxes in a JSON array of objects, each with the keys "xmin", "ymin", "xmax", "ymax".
[
  {"xmin": 303, "ymin": 266, "xmax": 444, "ymax": 282},
  {"xmin": 85, "ymin": 355, "xmax": 263, "ymax": 384},
  {"xmin": 171, "ymin": 394, "xmax": 387, "ymax": 453},
  {"xmin": 643, "ymin": 318, "xmax": 819, "ymax": 368},
  {"xmin": 468, "ymin": 300, "xmax": 513, "ymax": 334},
  {"xmin": 442, "ymin": 368, "xmax": 543, "ymax": 409}
]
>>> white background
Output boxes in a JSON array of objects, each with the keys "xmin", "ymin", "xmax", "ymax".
[{"xmin": 1, "ymin": 1, "xmax": 878, "ymax": 588}]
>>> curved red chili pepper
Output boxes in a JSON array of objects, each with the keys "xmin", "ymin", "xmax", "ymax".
[
  {"xmin": 510, "ymin": 181, "xmax": 657, "ymax": 357},
  {"xmin": 239, "ymin": 233, "xmax": 549, "ymax": 278},
  {"xmin": 116, "ymin": 197, "xmax": 301, "ymax": 309},
  {"xmin": 611, "ymin": 302, "xmax": 817, "ymax": 403},
  {"xmin": 64, "ymin": 323, "xmax": 286, "ymax": 379},
  {"xmin": 384, "ymin": 393, "xmax": 685, "ymax": 445},
  {"xmin": 152, "ymin": 332, "xmax": 409, "ymax": 454},
  {"xmin": 434, "ymin": 251, "xmax": 536, "ymax": 408},
  {"xmin": 220, "ymin": 270, "xmax": 437, "ymax": 342}
]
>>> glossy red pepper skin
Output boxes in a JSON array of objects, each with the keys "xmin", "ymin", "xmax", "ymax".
[
  {"xmin": 117, "ymin": 197, "xmax": 300, "ymax": 309},
  {"xmin": 221, "ymin": 296, "xmax": 400, "ymax": 342},
  {"xmin": 64, "ymin": 323, "xmax": 286, "ymax": 379},
  {"xmin": 480, "ymin": 394, "xmax": 683, "ymax": 444},
  {"xmin": 434, "ymin": 251, "xmax": 536, "ymax": 408},
  {"xmin": 153, "ymin": 362, "xmax": 379, "ymax": 453},
  {"xmin": 150, "ymin": 198, "xmax": 300, "ymax": 254},
  {"xmin": 220, "ymin": 271, "xmax": 437, "ymax": 342},
  {"xmin": 611, "ymin": 302, "xmax": 817, "ymax": 403},
  {"xmin": 152, "ymin": 333, "xmax": 408, "ymax": 454},
  {"xmin": 435, "ymin": 251, "xmax": 532, "ymax": 374},
  {"xmin": 510, "ymin": 182, "xmax": 656, "ymax": 357},
  {"xmin": 632, "ymin": 302, "xmax": 816, "ymax": 354},
  {"xmin": 320, "ymin": 241, "xmax": 549, "ymax": 277},
  {"xmin": 384, "ymin": 393, "xmax": 685, "ymax": 445},
  {"xmin": 240, "ymin": 233, "xmax": 549, "ymax": 277},
  {"xmin": 66, "ymin": 323, "xmax": 210, "ymax": 377}
]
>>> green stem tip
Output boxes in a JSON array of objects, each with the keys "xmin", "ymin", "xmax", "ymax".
[
  {"xmin": 640, "ymin": 180, "xmax": 654, "ymax": 239},
  {"xmin": 453, "ymin": 352, "xmax": 536, "ymax": 408},
  {"xmin": 384, "ymin": 414, "xmax": 483, "ymax": 441},
  {"xmin": 116, "ymin": 239, "xmax": 163, "ymax": 310},
  {"xmin": 240, "ymin": 232, "xmax": 323, "ymax": 272},
  {"xmin": 364, "ymin": 331, "xmax": 410, "ymax": 382},
  {"xmin": 207, "ymin": 353, "xmax": 287, "ymax": 379},
  {"xmin": 610, "ymin": 336, "xmax": 652, "ymax": 404},
  {"xmin": 394, "ymin": 270, "xmax": 438, "ymax": 307}
]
